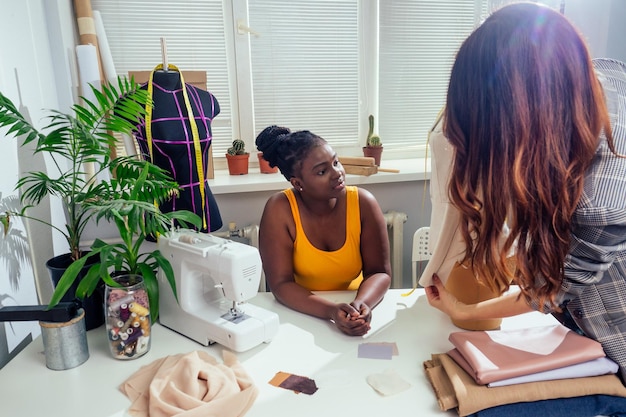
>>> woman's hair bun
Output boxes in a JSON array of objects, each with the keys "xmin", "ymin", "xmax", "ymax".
[{"xmin": 256, "ymin": 125, "xmax": 291, "ymax": 157}]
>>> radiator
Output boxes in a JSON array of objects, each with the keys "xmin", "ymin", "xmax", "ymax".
[
  {"xmin": 215, "ymin": 211, "xmax": 408, "ymax": 291},
  {"xmin": 383, "ymin": 211, "xmax": 408, "ymax": 288}
]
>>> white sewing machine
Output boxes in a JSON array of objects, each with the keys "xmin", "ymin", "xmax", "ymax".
[{"xmin": 157, "ymin": 229, "xmax": 279, "ymax": 352}]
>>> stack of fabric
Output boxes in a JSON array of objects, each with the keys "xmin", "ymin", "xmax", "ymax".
[{"xmin": 424, "ymin": 324, "xmax": 626, "ymax": 416}]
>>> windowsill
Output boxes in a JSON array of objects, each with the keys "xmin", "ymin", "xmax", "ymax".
[{"xmin": 208, "ymin": 158, "xmax": 431, "ymax": 195}]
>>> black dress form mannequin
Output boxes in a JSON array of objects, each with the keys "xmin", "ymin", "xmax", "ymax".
[{"xmin": 133, "ymin": 69, "xmax": 222, "ymax": 232}]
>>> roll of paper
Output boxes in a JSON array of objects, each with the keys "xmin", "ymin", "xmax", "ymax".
[
  {"xmin": 93, "ymin": 11, "xmax": 117, "ymax": 83},
  {"xmin": 74, "ymin": 0, "xmax": 104, "ymax": 82},
  {"xmin": 76, "ymin": 44, "xmax": 100, "ymax": 103}
]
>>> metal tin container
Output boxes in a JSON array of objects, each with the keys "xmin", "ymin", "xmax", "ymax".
[{"xmin": 39, "ymin": 308, "xmax": 89, "ymax": 370}]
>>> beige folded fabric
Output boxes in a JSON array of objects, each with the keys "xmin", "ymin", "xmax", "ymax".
[
  {"xmin": 423, "ymin": 353, "xmax": 626, "ymax": 416},
  {"xmin": 423, "ymin": 358, "xmax": 457, "ymax": 411},
  {"xmin": 120, "ymin": 350, "xmax": 258, "ymax": 417}
]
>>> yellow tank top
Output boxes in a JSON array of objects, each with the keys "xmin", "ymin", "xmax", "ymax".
[{"xmin": 284, "ymin": 186, "xmax": 363, "ymax": 291}]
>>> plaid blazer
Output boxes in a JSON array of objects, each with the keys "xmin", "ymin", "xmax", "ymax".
[{"xmin": 534, "ymin": 59, "xmax": 626, "ymax": 382}]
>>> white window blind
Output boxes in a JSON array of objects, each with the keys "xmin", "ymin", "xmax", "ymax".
[
  {"xmin": 379, "ymin": 1, "xmax": 487, "ymax": 157},
  {"xmin": 248, "ymin": 0, "xmax": 360, "ymax": 147},
  {"xmin": 90, "ymin": 0, "xmax": 492, "ymax": 159}
]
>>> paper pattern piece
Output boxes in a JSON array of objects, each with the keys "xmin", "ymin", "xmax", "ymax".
[
  {"xmin": 358, "ymin": 342, "xmax": 398, "ymax": 360},
  {"xmin": 269, "ymin": 371, "xmax": 318, "ymax": 395},
  {"xmin": 366, "ymin": 369, "xmax": 411, "ymax": 396}
]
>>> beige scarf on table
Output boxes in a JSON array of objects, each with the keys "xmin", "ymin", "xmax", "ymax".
[{"xmin": 120, "ymin": 350, "xmax": 258, "ymax": 417}]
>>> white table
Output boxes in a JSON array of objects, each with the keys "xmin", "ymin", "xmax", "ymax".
[{"xmin": 0, "ymin": 289, "xmax": 557, "ymax": 416}]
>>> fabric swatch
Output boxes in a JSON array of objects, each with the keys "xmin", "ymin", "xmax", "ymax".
[
  {"xmin": 366, "ymin": 369, "xmax": 411, "ymax": 396},
  {"xmin": 269, "ymin": 371, "xmax": 318, "ymax": 395},
  {"xmin": 358, "ymin": 342, "xmax": 398, "ymax": 360}
]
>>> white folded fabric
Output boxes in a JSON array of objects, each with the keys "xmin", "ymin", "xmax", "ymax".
[{"xmin": 487, "ymin": 356, "xmax": 619, "ymax": 387}]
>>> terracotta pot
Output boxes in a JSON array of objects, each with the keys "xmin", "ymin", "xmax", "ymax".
[
  {"xmin": 225, "ymin": 153, "xmax": 249, "ymax": 175},
  {"xmin": 444, "ymin": 261, "xmax": 502, "ymax": 331},
  {"xmin": 363, "ymin": 145, "xmax": 383, "ymax": 166},
  {"xmin": 257, "ymin": 152, "xmax": 278, "ymax": 174}
]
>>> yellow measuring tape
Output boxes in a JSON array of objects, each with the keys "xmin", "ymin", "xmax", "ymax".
[{"xmin": 145, "ymin": 64, "xmax": 207, "ymax": 230}]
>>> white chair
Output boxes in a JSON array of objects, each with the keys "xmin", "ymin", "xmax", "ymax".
[{"xmin": 411, "ymin": 227, "xmax": 432, "ymax": 288}]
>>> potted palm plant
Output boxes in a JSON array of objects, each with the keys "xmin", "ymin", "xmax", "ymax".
[
  {"xmin": 0, "ymin": 77, "xmax": 150, "ymax": 328},
  {"xmin": 52, "ymin": 158, "xmax": 202, "ymax": 322}
]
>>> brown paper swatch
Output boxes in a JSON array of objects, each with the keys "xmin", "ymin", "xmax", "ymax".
[{"xmin": 269, "ymin": 371, "xmax": 318, "ymax": 395}]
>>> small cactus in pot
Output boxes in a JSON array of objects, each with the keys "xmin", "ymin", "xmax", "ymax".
[
  {"xmin": 226, "ymin": 139, "xmax": 250, "ymax": 175},
  {"xmin": 366, "ymin": 114, "xmax": 382, "ymax": 147},
  {"xmin": 363, "ymin": 114, "xmax": 383, "ymax": 166},
  {"xmin": 227, "ymin": 139, "xmax": 248, "ymax": 155}
]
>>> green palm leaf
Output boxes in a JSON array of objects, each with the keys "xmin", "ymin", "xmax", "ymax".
[{"xmin": 3, "ymin": 76, "xmax": 199, "ymax": 321}]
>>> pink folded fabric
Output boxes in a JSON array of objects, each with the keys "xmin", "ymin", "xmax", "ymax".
[
  {"xmin": 448, "ymin": 324, "xmax": 606, "ymax": 385},
  {"xmin": 119, "ymin": 350, "xmax": 258, "ymax": 417},
  {"xmin": 448, "ymin": 348, "xmax": 618, "ymax": 387}
]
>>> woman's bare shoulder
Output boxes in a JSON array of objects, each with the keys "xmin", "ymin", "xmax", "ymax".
[
  {"xmin": 265, "ymin": 190, "xmax": 290, "ymax": 208},
  {"xmin": 356, "ymin": 187, "xmax": 380, "ymax": 209},
  {"xmin": 262, "ymin": 191, "xmax": 293, "ymax": 221}
]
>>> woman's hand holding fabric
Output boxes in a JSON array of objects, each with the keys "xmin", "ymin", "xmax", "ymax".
[{"xmin": 425, "ymin": 274, "xmax": 465, "ymax": 320}]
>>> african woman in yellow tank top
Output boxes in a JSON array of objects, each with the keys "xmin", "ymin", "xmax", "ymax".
[
  {"xmin": 284, "ymin": 186, "xmax": 363, "ymax": 291},
  {"xmin": 256, "ymin": 126, "xmax": 392, "ymax": 336}
]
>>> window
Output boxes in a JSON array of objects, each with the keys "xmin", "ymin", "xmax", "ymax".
[
  {"xmin": 247, "ymin": 1, "xmax": 360, "ymax": 151},
  {"xmin": 92, "ymin": 0, "xmax": 489, "ymax": 163},
  {"xmin": 379, "ymin": 1, "xmax": 487, "ymax": 157}
]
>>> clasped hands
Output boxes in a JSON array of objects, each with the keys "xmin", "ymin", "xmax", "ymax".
[{"xmin": 331, "ymin": 301, "xmax": 372, "ymax": 336}]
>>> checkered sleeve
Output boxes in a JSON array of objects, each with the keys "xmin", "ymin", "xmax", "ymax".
[{"xmin": 531, "ymin": 58, "xmax": 626, "ymax": 313}]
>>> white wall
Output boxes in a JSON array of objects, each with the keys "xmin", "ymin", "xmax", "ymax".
[
  {"xmin": 0, "ymin": 0, "xmax": 78, "ymax": 304},
  {"xmin": 566, "ymin": 0, "xmax": 626, "ymax": 62},
  {"xmin": 0, "ymin": 0, "xmax": 77, "ymax": 368},
  {"xmin": 606, "ymin": 0, "xmax": 626, "ymax": 62}
]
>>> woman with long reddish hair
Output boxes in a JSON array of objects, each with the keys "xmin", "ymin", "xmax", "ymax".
[{"xmin": 425, "ymin": 2, "xmax": 626, "ymax": 381}]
